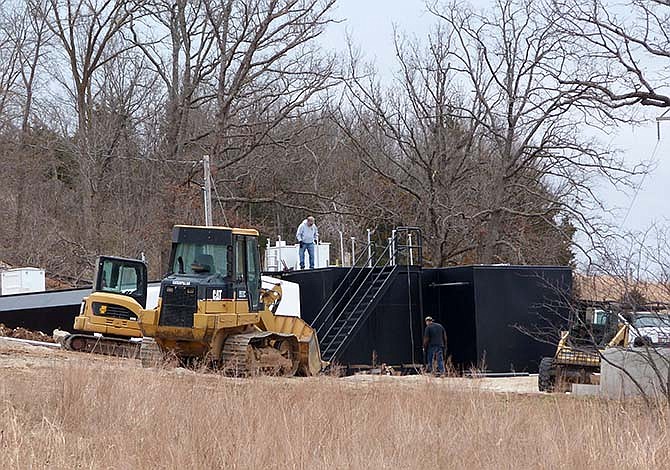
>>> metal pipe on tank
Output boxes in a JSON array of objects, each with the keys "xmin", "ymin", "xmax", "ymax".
[
  {"xmin": 388, "ymin": 238, "xmax": 394, "ymax": 266},
  {"xmin": 315, "ymin": 238, "xmax": 320, "ymax": 268},
  {"xmin": 367, "ymin": 229, "xmax": 372, "ymax": 267},
  {"xmin": 391, "ymin": 229, "xmax": 397, "ymax": 266},
  {"xmin": 277, "ymin": 235, "xmax": 283, "ymax": 270},
  {"xmin": 408, "ymin": 233, "xmax": 414, "ymax": 265},
  {"xmin": 339, "ymin": 231, "xmax": 345, "ymax": 267},
  {"xmin": 351, "ymin": 237, "xmax": 356, "ymax": 266}
]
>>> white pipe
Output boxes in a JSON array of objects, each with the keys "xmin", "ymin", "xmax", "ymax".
[
  {"xmin": 203, "ymin": 155, "xmax": 213, "ymax": 226},
  {"xmin": 367, "ymin": 229, "xmax": 372, "ymax": 267},
  {"xmin": 339, "ymin": 231, "xmax": 345, "ymax": 266},
  {"xmin": 0, "ymin": 336, "xmax": 61, "ymax": 349},
  {"xmin": 408, "ymin": 233, "xmax": 414, "ymax": 265},
  {"xmin": 277, "ymin": 235, "xmax": 283, "ymax": 270},
  {"xmin": 351, "ymin": 237, "xmax": 356, "ymax": 266}
]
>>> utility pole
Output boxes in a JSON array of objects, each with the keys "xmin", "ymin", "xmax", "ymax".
[
  {"xmin": 203, "ymin": 155, "xmax": 213, "ymax": 226},
  {"xmin": 657, "ymin": 109, "xmax": 670, "ymax": 140}
]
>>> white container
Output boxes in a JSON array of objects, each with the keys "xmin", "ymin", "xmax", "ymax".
[
  {"xmin": 0, "ymin": 268, "xmax": 46, "ymax": 295},
  {"xmin": 264, "ymin": 242, "xmax": 330, "ymax": 271}
]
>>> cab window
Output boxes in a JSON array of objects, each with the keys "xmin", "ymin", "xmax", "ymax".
[
  {"xmin": 99, "ymin": 260, "xmax": 140, "ymax": 294},
  {"xmin": 235, "ymin": 239, "xmax": 245, "ymax": 281},
  {"xmin": 172, "ymin": 243, "xmax": 230, "ymax": 277},
  {"xmin": 246, "ymin": 236, "xmax": 261, "ymax": 310},
  {"xmin": 94, "ymin": 258, "xmax": 147, "ymax": 308}
]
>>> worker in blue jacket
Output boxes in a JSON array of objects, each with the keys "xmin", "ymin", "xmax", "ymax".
[{"xmin": 296, "ymin": 216, "xmax": 319, "ymax": 269}]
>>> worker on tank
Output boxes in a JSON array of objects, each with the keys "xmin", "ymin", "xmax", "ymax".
[
  {"xmin": 296, "ymin": 216, "xmax": 319, "ymax": 269},
  {"xmin": 423, "ymin": 316, "xmax": 447, "ymax": 375}
]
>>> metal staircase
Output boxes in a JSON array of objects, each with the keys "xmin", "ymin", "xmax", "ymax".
[{"xmin": 312, "ymin": 227, "xmax": 422, "ymax": 363}]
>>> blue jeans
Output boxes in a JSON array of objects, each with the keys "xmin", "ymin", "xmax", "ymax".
[
  {"xmin": 426, "ymin": 345, "xmax": 445, "ymax": 374},
  {"xmin": 299, "ymin": 242, "xmax": 315, "ymax": 269}
]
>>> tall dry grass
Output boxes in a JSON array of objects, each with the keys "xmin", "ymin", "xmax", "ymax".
[{"xmin": 0, "ymin": 360, "xmax": 668, "ymax": 469}]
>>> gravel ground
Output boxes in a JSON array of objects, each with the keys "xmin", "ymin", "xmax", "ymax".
[
  {"xmin": 340, "ymin": 372, "xmax": 539, "ymax": 393},
  {"xmin": 0, "ymin": 337, "xmax": 539, "ymax": 393}
]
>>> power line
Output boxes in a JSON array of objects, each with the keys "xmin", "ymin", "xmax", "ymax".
[
  {"xmin": 210, "ymin": 172, "xmax": 230, "ymax": 227},
  {"xmin": 621, "ymin": 139, "xmax": 661, "ymax": 226}
]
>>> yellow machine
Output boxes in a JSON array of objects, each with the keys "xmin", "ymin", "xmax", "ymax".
[
  {"xmin": 62, "ymin": 256, "xmax": 147, "ymax": 357},
  {"xmin": 138, "ymin": 225, "xmax": 323, "ymax": 375},
  {"xmin": 538, "ymin": 305, "xmax": 629, "ymax": 392},
  {"xmin": 67, "ymin": 225, "xmax": 323, "ymax": 375}
]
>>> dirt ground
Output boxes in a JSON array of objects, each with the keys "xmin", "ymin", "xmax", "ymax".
[
  {"xmin": 0, "ymin": 336, "xmax": 111, "ymax": 369},
  {"xmin": 0, "ymin": 324, "xmax": 56, "ymax": 343},
  {"xmin": 0, "ymin": 337, "xmax": 539, "ymax": 393}
]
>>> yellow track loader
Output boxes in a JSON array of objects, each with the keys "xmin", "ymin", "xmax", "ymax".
[
  {"xmin": 62, "ymin": 256, "xmax": 147, "ymax": 357},
  {"xmin": 138, "ymin": 225, "xmax": 324, "ymax": 376}
]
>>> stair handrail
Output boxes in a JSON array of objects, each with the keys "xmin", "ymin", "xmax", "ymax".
[
  {"xmin": 320, "ymin": 264, "xmax": 399, "ymax": 360},
  {"xmin": 312, "ymin": 227, "xmax": 424, "ymax": 335},
  {"xmin": 317, "ymin": 240, "xmax": 401, "ymax": 354},
  {"xmin": 318, "ymin": 245, "xmax": 395, "ymax": 344},
  {"xmin": 310, "ymin": 238, "xmax": 380, "ymax": 332},
  {"xmin": 391, "ymin": 227, "xmax": 423, "ymax": 267},
  {"xmin": 319, "ymin": 227, "xmax": 425, "ymax": 361}
]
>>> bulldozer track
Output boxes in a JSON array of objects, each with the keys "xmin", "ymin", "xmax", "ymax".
[
  {"xmin": 221, "ymin": 332, "xmax": 299, "ymax": 377},
  {"xmin": 139, "ymin": 337, "xmax": 163, "ymax": 367},
  {"xmin": 64, "ymin": 334, "xmax": 141, "ymax": 358}
]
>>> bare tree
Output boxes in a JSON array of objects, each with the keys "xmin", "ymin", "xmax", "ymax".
[
  {"xmin": 34, "ymin": 0, "xmax": 145, "ymax": 246},
  {"xmin": 0, "ymin": 0, "xmax": 25, "ymax": 130},
  {"xmin": 3, "ymin": 0, "xmax": 661, "ymax": 284},
  {"xmin": 202, "ymin": 0, "xmax": 339, "ymax": 178},
  {"xmin": 427, "ymin": 0, "xmax": 642, "ymax": 264},
  {"xmin": 4, "ymin": 1, "xmax": 52, "ymax": 243},
  {"xmin": 339, "ymin": 28, "xmax": 485, "ymax": 266},
  {"xmin": 131, "ymin": 0, "xmax": 218, "ymax": 165},
  {"xmin": 552, "ymin": 0, "xmax": 670, "ymax": 109},
  {"xmin": 338, "ymin": 0, "xmax": 634, "ymax": 266}
]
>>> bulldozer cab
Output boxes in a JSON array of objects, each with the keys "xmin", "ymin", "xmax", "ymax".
[
  {"xmin": 165, "ymin": 225, "xmax": 263, "ymax": 313},
  {"xmin": 94, "ymin": 256, "xmax": 148, "ymax": 308},
  {"xmin": 137, "ymin": 224, "xmax": 324, "ymax": 375}
]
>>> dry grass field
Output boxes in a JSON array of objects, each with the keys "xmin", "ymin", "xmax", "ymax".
[{"xmin": 0, "ymin": 339, "xmax": 668, "ymax": 470}]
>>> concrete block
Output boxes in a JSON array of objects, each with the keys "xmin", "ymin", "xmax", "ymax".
[
  {"xmin": 600, "ymin": 348, "xmax": 670, "ymax": 400},
  {"xmin": 571, "ymin": 383, "xmax": 600, "ymax": 396}
]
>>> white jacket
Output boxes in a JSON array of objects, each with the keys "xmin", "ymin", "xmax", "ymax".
[{"xmin": 296, "ymin": 220, "xmax": 319, "ymax": 243}]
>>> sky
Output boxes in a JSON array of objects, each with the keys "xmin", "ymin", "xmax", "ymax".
[{"xmin": 320, "ymin": 0, "xmax": 670, "ymax": 235}]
